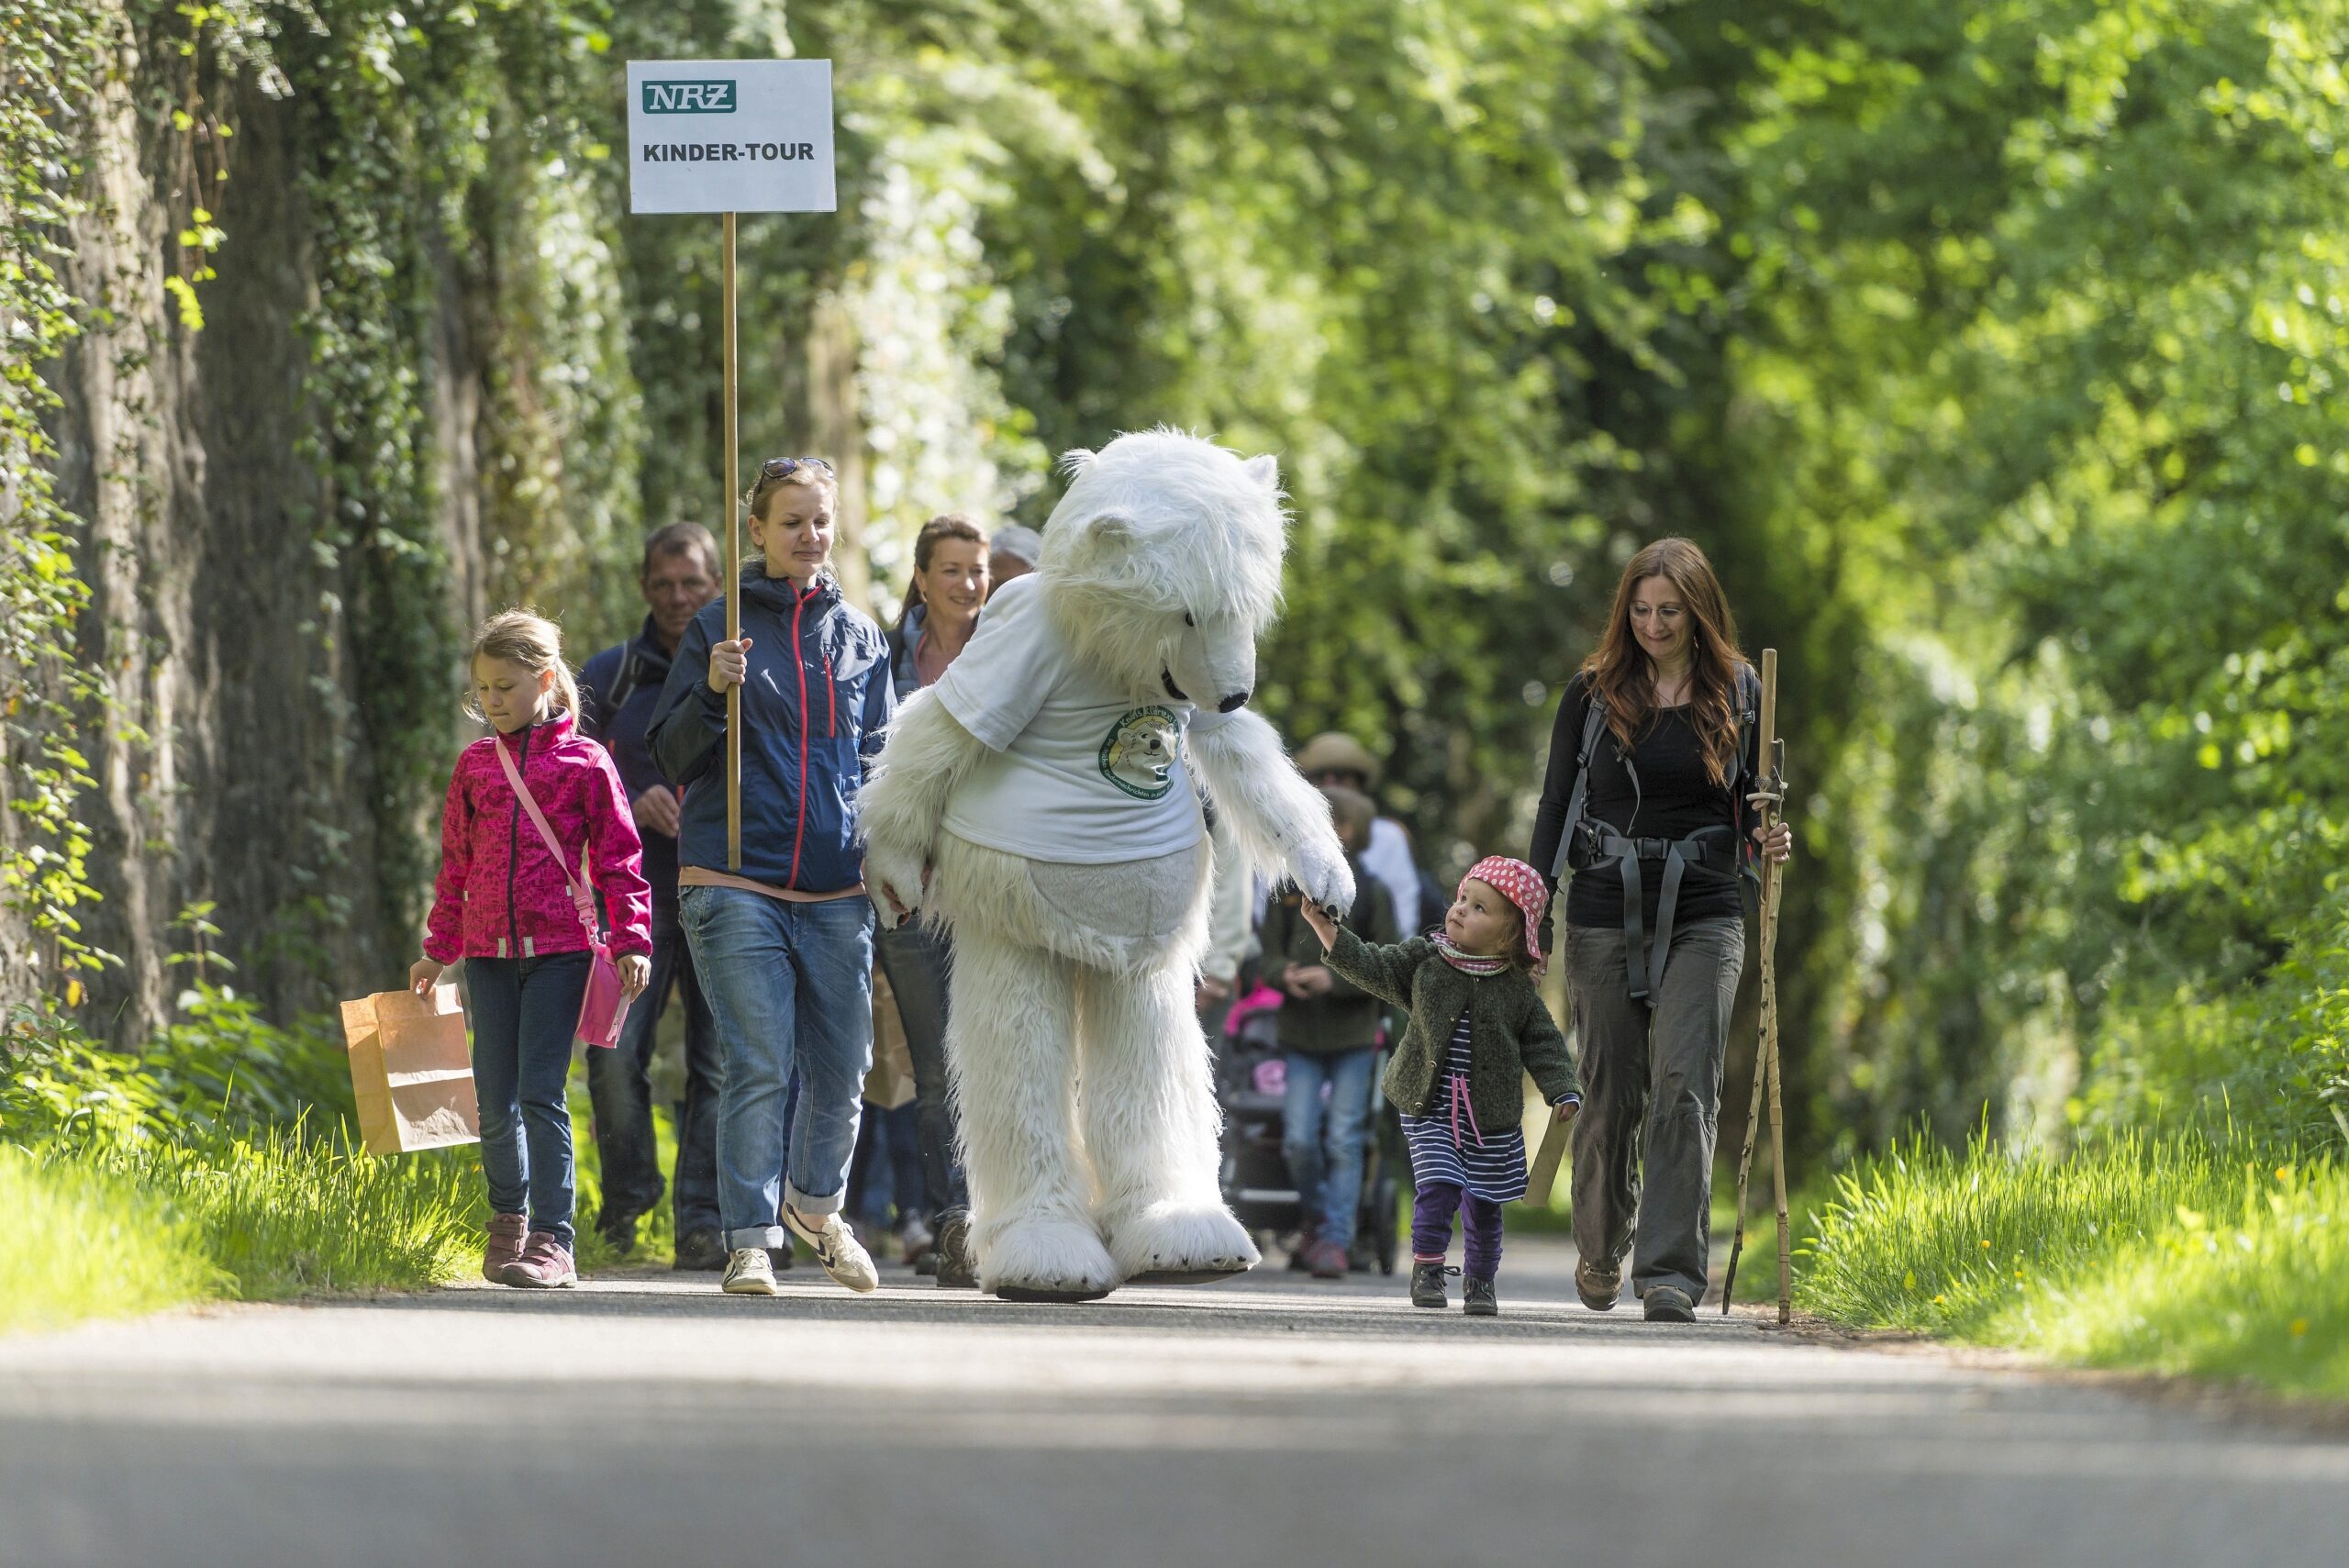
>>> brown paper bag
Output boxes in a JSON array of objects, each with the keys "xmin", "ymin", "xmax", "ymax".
[
  {"xmin": 863, "ymin": 963, "xmax": 918, "ymax": 1111},
  {"xmin": 340, "ymin": 985, "xmax": 481, "ymax": 1155}
]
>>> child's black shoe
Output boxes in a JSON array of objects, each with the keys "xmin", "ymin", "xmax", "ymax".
[
  {"xmin": 1409, "ymin": 1260, "xmax": 1455, "ymax": 1309},
  {"xmin": 1463, "ymin": 1275, "xmax": 1498, "ymax": 1317}
]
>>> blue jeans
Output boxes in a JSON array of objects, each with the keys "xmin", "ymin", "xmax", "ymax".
[
  {"xmin": 1282, "ymin": 1047, "xmax": 1379, "ymax": 1251},
  {"xmin": 847, "ymin": 1098, "xmax": 924, "ymax": 1229},
  {"xmin": 585, "ymin": 897, "xmax": 722, "ymax": 1237},
  {"xmin": 680, "ymin": 885, "xmax": 876, "ymax": 1250},
  {"xmin": 465, "ymin": 951, "xmax": 591, "ymax": 1250}
]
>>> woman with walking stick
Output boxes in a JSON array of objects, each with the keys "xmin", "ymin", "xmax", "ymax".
[{"xmin": 1527, "ymin": 538, "xmax": 1792, "ymax": 1322}]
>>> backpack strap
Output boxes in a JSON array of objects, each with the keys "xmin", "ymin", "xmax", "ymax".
[
  {"xmin": 1553, "ymin": 667, "xmax": 1761, "ymax": 1006},
  {"xmin": 1731, "ymin": 661, "xmax": 1764, "ymax": 887},
  {"xmin": 602, "ymin": 643, "xmax": 654, "ymax": 716},
  {"xmin": 1547, "ymin": 687, "xmax": 1609, "ymax": 883}
]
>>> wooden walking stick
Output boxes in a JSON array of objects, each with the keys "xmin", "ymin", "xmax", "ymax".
[{"xmin": 1720, "ymin": 649, "xmax": 1790, "ymax": 1320}]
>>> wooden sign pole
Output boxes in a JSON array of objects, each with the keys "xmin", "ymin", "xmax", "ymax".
[
  {"xmin": 721, "ymin": 210, "xmax": 742, "ymax": 872},
  {"xmin": 629, "ymin": 61, "xmax": 834, "ymax": 870}
]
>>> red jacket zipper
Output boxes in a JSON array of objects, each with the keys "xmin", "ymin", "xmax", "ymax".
[{"xmin": 503, "ymin": 725, "xmax": 531, "ymax": 955}]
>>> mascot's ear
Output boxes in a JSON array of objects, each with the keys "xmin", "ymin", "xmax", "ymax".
[
  {"xmin": 1242, "ymin": 452, "xmax": 1280, "ymax": 492},
  {"xmin": 1073, "ymin": 512, "xmax": 1136, "ymax": 562}
]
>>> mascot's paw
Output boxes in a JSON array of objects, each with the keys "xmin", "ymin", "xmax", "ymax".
[
  {"xmin": 1287, "ymin": 837, "xmax": 1357, "ymax": 920},
  {"xmin": 981, "ymin": 1213, "xmax": 1119, "ymax": 1304},
  {"xmin": 1108, "ymin": 1200, "xmax": 1262, "ymax": 1285},
  {"xmin": 861, "ymin": 839, "xmax": 928, "ymax": 931}
]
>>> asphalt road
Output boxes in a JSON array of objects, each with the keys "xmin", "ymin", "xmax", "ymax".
[{"xmin": 1, "ymin": 1239, "xmax": 2343, "ymax": 1568}]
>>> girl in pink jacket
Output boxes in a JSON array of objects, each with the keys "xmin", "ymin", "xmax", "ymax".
[{"xmin": 412, "ymin": 610, "xmax": 653, "ymax": 1288}]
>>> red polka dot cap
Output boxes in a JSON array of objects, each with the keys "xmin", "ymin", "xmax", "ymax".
[{"xmin": 1461, "ymin": 855, "xmax": 1550, "ymax": 965}]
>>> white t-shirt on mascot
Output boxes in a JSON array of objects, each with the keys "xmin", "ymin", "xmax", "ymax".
[{"xmin": 933, "ymin": 574, "xmax": 1233, "ymax": 864}]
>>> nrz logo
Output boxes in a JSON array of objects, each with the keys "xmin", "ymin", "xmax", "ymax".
[{"xmin": 642, "ymin": 80, "xmax": 737, "ymax": 114}]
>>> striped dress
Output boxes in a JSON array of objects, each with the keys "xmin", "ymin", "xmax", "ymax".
[{"xmin": 1399, "ymin": 1014, "xmax": 1529, "ymax": 1202}]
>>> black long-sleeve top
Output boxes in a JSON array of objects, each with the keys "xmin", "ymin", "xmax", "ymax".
[{"xmin": 1527, "ymin": 672, "xmax": 1754, "ymax": 932}]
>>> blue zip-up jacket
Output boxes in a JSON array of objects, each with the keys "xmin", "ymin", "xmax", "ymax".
[
  {"xmin": 646, "ymin": 569, "xmax": 894, "ymax": 894},
  {"xmin": 580, "ymin": 616, "xmax": 680, "ymax": 906}
]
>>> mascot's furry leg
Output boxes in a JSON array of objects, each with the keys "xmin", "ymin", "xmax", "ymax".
[
  {"xmin": 1077, "ymin": 961, "xmax": 1260, "ymax": 1283},
  {"xmin": 946, "ymin": 929, "xmax": 1121, "ymax": 1301}
]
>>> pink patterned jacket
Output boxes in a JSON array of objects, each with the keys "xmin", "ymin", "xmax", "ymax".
[{"xmin": 422, "ymin": 713, "xmax": 654, "ymax": 964}]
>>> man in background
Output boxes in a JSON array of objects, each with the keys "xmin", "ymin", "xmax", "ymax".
[
  {"xmin": 1293, "ymin": 731, "xmax": 1427, "ymax": 938},
  {"xmin": 580, "ymin": 523, "xmax": 727, "ymax": 1268}
]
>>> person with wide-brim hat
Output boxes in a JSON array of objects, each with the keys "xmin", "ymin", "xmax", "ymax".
[{"xmin": 1294, "ymin": 731, "xmax": 1426, "ymax": 938}]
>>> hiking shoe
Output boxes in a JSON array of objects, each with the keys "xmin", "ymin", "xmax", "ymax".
[
  {"xmin": 674, "ymin": 1228, "xmax": 728, "ymax": 1272},
  {"xmin": 596, "ymin": 1209, "xmax": 643, "ymax": 1260},
  {"xmin": 1642, "ymin": 1284, "xmax": 1696, "ymax": 1323},
  {"xmin": 500, "ymin": 1232, "xmax": 577, "ymax": 1289},
  {"xmin": 785, "ymin": 1207, "xmax": 880, "ymax": 1294},
  {"xmin": 899, "ymin": 1214, "xmax": 936, "ymax": 1272},
  {"xmin": 722, "ymin": 1247, "xmax": 779, "ymax": 1296},
  {"xmin": 932, "ymin": 1208, "xmax": 979, "ymax": 1290},
  {"xmin": 1463, "ymin": 1276, "xmax": 1499, "ymax": 1317},
  {"xmin": 483, "ymin": 1213, "xmax": 529, "ymax": 1283},
  {"xmin": 1409, "ymin": 1260, "xmax": 1455, "ymax": 1309},
  {"xmin": 1305, "ymin": 1239, "xmax": 1349, "ymax": 1280},
  {"xmin": 1575, "ymin": 1258, "xmax": 1621, "ymax": 1312}
]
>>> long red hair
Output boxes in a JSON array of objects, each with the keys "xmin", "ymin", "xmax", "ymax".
[{"xmin": 1580, "ymin": 538, "xmax": 1747, "ymax": 786}]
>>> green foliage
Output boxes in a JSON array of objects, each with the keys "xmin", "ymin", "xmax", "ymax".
[
  {"xmin": 1664, "ymin": 0, "xmax": 2349, "ymax": 1151},
  {"xmin": 17, "ymin": 0, "xmax": 2349, "ymax": 1168},
  {"xmin": 0, "ymin": 1130, "xmax": 482, "ymax": 1331},
  {"xmin": 0, "ymin": 1144, "xmax": 220, "ymax": 1331},
  {"xmin": 0, "ymin": 0, "xmax": 108, "ymax": 976},
  {"xmin": 1799, "ymin": 1129, "xmax": 2349, "ymax": 1399},
  {"xmin": 2, "ymin": 980, "xmax": 351, "ymax": 1144}
]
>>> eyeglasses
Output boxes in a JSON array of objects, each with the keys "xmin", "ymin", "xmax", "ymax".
[{"xmin": 760, "ymin": 456, "xmax": 834, "ymax": 480}]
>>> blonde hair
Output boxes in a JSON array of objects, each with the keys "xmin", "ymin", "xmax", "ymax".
[
  {"xmin": 744, "ymin": 458, "xmax": 840, "ymax": 526},
  {"xmin": 466, "ymin": 608, "xmax": 578, "ymax": 723}
]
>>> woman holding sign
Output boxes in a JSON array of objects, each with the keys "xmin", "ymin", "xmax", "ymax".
[
  {"xmin": 1526, "ymin": 539, "xmax": 1791, "ymax": 1324},
  {"xmin": 647, "ymin": 457, "xmax": 896, "ymax": 1298}
]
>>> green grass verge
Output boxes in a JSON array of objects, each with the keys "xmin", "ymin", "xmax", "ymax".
[
  {"xmin": 0, "ymin": 1127, "xmax": 484, "ymax": 1334},
  {"xmin": 0, "ymin": 1147, "xmax": 222, "ymax": 1333},
  {"xmin": 1799, "ymin": 1129, "xmax": 2349, "ymax": 1400}
]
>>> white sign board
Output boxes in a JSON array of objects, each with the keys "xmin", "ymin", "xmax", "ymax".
[{"xmin": 628, "ymin": 60, "xmax": 836, "ymax": 215}]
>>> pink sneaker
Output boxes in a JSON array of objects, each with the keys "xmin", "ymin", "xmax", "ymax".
[
  {"xmin": 500, "ymin": 1231, "xmax": 577, "ymax": 1289},
  {"xmin": 483, "ymin": 1213, "xmax": 529, "ymax": 1283}
]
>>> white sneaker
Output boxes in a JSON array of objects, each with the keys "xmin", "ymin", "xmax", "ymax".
[
  {"xmin": 785, "ymin": 1207, "xmax": 879, "ymax": 1294},
  {"xmin": 721, "ymin": 1247, "xmax": 779, "ymax": 1296}
]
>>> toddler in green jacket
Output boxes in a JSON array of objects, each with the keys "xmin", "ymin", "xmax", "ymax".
[{"xmin": 1301, "ymin": 855, "xmax": 1579, "ymax": 1316}]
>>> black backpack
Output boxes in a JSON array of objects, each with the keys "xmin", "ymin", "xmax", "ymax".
[{"xmin": 1549, "ymin": 663, "xmax": 1763, "ymax": 1004}]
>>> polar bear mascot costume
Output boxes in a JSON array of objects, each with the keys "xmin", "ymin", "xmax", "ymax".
[{"xmin": 859, "ymin": 428, "xmax": 1355, "ymax": 1302}]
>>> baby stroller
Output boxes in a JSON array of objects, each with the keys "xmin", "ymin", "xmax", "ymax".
[{"xmin": 1216, "ymin": 985, "xmax": 1404, "ymax": 1275}]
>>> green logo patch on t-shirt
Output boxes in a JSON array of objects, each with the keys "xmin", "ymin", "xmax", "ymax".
[{"xmin": 1098, "ymin": 706, "xmax": 1181, "ymax": 799}]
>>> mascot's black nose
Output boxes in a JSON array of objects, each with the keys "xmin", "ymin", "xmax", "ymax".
[{"xmin": 1217, "ymin": 690, "xmax": 1252, "ymax": 713}]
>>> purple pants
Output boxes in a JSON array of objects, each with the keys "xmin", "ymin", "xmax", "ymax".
[{"xmin": 1412, "ymin": 1181, "xmax": 1505, "ymax": 1282}]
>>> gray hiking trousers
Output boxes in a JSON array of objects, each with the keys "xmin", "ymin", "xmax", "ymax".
[{"xmin": 1564, "ymin": 916, "xmax": 1744, "ymax": 1303}]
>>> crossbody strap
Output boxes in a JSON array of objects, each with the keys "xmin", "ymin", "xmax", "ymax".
[
  {"xmin": 494, "ymin": 737, "xmax": 601, "ymax": 944},
  {"xmin": 1548, "ymin": 693, "xmax": 1609, "ymax": 883}
]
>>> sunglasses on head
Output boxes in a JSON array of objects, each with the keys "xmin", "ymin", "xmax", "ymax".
[{"xmin": 761, "ymin": 456, "xmax": 834, "ymax": 480}]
